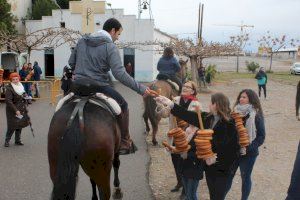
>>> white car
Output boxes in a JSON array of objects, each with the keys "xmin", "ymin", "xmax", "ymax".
[{"xmin": 290, "ymin": 63, "xmax": 300, "ymax": 75}]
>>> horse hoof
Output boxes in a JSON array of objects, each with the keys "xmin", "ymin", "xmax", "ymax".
[
  {"xmin": 92, "ymin": 196, "xmax": 98, "ymax": 200},
  {"xmin": 112, "ymin": 188, "xmax": 123, "ymax": 199},
  {"xmin": 152, "ymin": 140, "xmax": 158, "ymax": 146}
]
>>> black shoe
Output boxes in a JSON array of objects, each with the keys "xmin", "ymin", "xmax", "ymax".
[
  {"xmin": 170, "ymin": 184, "xmax": 182, "ymax": 192},
  {"xmin": 15, "ymin": 141, "xmax": 24, "ymax": 146},
  {"xmin": 119, "ymin": 142, "xmax": 138, "ymax": 155},
  {"xmin": 4, "ymin": 142, "xmax": 9, "ymax": 147}
]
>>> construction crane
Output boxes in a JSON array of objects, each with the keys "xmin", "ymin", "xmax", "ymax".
[{"xmin": 213, "ymin": 22, "xmax": 254, "ymax": 32}]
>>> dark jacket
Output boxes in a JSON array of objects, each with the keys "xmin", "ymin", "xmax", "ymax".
[
  {"xmin": 171, "ymin": 104, "xmax": 240, "ymax": 177},
  {"xmin": 69, "ymin": 31, "xmax": 146, "ymax": 95},
  {"xmin": 19, "ymin": 69, "xmax": 28, "ymax": 81},
  {"xmin": 204, "ymin": 115, "xmax": 240, "ymax": 177},
  {"xmin": 157, "ymin": 57, "xmax": 181, "ymax": 76},
  {"xmin": 286, "ymin": 141, "xmax": 300, "ymax": 200},
  {"xmin": 5, "ymin": 84, "xmax": 28, "ymax": 129},
  {"xmin": 33, "ymin": 64, "xmax": 42, "ymax": 81},
  {"xmin": 244, "ymin": 113, "xmax": 266, "ymax": 156},
  {"xmin": 178, "ymin": 134, "xmax": 205, "ymax": 180}
]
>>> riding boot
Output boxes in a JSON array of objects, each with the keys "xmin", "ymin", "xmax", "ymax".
[
  {"xmin": 14, "ymin": 129, "xmax": 24, "ymax": 145},
  {"xmin": 117, "ymin": 109, "xmax": 137, "ymax": 155}
]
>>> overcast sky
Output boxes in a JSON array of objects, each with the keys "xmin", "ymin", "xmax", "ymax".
[{"xmin": 107, "ymin": 0, "xmax": 299, "ymax": 51}]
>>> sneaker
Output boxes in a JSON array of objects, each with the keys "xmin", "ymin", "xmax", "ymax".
[
  {"xmin": 4, "ymin": 142, "xmax": 9, "ymax": 147},
  {"xmin": 15, "ymin": 141, "xmax": 24, "ymax": 146}
]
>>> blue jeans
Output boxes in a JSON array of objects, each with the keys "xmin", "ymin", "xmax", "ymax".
[
  {"xmin": 229, "ymin": 155, "xmax": 257, "ymax": 200},
  {"xmin": 181, "ymin": 177, "xmax": 199, "ymax": 200},
  {"xmin": 23, "ymin": 83, "xmax": 32, "ymax": 96},
  {"xmin": 286, "ymin": 142, "xmax": 300, "ymax": 200}
]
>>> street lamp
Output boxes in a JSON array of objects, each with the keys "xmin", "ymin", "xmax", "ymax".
[{"xmin": 51, "ymin": 0, "xmax": 63, "ymax": 24}]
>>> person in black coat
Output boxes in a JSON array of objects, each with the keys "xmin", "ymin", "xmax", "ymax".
[
  {"xmin": 4, "ymin": 73, "xmax": 28, "ymax": 147},
  {"xmin": 286, "ymin": 141, "xmax": 300, "ymax": 200},
  {"xmin": 155, "ymin": 93, "xmax": 240, "ymax": 200}
]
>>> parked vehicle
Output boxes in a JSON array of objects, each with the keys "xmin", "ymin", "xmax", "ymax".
[{"xmin": 290, "ymin": 63, "xmax": 300, "ymax": 75}]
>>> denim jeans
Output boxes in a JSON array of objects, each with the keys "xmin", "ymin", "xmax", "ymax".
[
  {"xmin": 181, "ymin": 177, "xmax": 199, "ymax": 200},
  {"xmin": 286, "ymin": 142, "xmax": 300, "ymax": 200},
  {"xmin": 229, "ymin": 155, "xmax": 258, "ymax": 200}
]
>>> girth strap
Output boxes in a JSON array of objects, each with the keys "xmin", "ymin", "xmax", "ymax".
[{"xmin": 62, "ymin": 97, "xmax": 89, "ymax": 139}]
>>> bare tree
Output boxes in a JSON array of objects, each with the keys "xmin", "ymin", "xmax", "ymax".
[
  {"xmin": 230, "ymin": 33, "xmax": 250, "ymax": 73},
  {"xmin": 162, "ymin": 38, "xmax": 237, "ymax": 86},
  {"xmin": 0, "ymin": 27, "xmax": 82, "ymax": 62},
  {"xmin": 258, "ymin": 31, "xmax": 299, "ymax": 71}
]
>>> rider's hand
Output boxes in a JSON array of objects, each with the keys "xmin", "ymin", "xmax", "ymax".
[
  {"xmin": 154, "ymin": 96, "xmax": 174, "ymax": 109},
  {"xmin": 16, "ymin": 111, "xmax": 21, "ymax": 116},
  {"xmin": 143, "ymin": 88, "xmax": 153, "ymax": 98}
]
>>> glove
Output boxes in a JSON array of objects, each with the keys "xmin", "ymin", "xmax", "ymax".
[
  {"xmin": 205, "ymin": 155, "xmax": 217, "ymax": 166},
  {"xmin": 240, "ymin": 147, "xmax": 246, "ymax": 155},
  {"xmin": 154, "ymin": 96, "xmax": 174, "ymax": 109}
]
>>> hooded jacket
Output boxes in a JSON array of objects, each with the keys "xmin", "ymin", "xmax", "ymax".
[{"xmin": 69, "ymin": 30, "xmax": 146, "ymax": 95}]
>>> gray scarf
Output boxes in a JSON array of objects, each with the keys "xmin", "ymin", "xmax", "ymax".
[{"xmin": 234, "ymin": 104, "xmax": 257, "ymax": 143}]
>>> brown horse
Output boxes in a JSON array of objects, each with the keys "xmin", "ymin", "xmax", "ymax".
[
  {"xmin": 143, "ymin": 80, "xmax": 179, "ymax": 145},
  {"xmin": 48, "ymin": 99, "xmax": 123, "ymax": 200}
]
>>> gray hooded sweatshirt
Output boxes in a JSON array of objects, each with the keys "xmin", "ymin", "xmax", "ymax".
[{"xmin": 68, "ymin": 31, "xmax": 146, "ymax": 95}]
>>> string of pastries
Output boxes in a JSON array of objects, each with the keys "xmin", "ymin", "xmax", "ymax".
[
  {"xmin": 194, "ymin": 129, "xmax": 215, "ymax": 160},
  {"xmin": 165, "ymin": 127, "xmax": 190, "ymax": 153},
  {"xmin": 0, "ymin": 69, "xmax": 3, "ymax": 83},
  {"xmin": 231, "ymin": 112, "xmax": 250, "ymax": 147},
  {"xmin": 25, "ymin": 70, "xmax": 34, "ymax": 81}
]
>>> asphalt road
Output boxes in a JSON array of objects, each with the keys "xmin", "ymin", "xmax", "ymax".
[{"xmin": 0, "ymin": 83, "xmax": 154, "ymax": 200}]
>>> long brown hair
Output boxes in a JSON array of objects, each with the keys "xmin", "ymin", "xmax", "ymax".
[
  {"xmin": 211, "ymin": 92, "xmax": 231, "ymax": 121},
  {"xmin": 234, "ymin": 89, "xmax": 263, "ymax": 115},
  {"xmin": 163, "ymin": 47, "xmax": 174, "ymax": 58}
]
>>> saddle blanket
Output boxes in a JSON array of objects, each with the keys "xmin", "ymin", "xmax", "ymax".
[{"xmin": 55, "ymin": 92, "xmax": 121, "ymax": 115}]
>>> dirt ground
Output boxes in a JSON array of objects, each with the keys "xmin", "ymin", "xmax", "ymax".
[{"xmin": 147, "ymin": 78, "xmax": 300, "ymax": 200}]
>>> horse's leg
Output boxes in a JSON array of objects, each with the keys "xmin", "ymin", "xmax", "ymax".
[
  {"xmin": 112, "ymin": 153, "xmax": 123, "ymax": 199},
  {"xmin": 90, "ymin": 179, "xmax": 98, "ymax": 200},
  {"xmin": 143, "ymin": 112, "xmax": 150, "ymax": 134},
  {"xmin": 95, "ymin": 175, "xmax": 111, "ymax": 200},
  {"xmin": 149, "ymin": 117, "xmax": 160, "ymax": 146}
]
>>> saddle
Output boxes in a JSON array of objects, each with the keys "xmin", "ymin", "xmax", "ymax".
[
  {"xmin": 156, "ymin": 74, "xmax": 180, "ymax": 92},
  {"xmin": 56, "ymin": 79, "xmax": 121, "ymax": 116}
]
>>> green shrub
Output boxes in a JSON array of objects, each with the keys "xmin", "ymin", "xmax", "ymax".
[
  {"xmin": 32, "ymin": 0, "xmax": 58, "ymax": 20},
  {"xmin": 246, "ymin": 61, "xmax": 260, "ymax": 73},
  {"xmin": 206, "ymin": 64, "xmax": 217, "ymax": 83}
]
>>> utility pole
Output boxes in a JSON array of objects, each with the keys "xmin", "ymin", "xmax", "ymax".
[{"xmin": 197, "ymin": 2, "xmax": 204, "ymax": 45}]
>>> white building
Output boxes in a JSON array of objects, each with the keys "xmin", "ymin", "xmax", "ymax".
[{"xmin": 25, "ymin": 0, "xmax": 175, "ymax": 82}]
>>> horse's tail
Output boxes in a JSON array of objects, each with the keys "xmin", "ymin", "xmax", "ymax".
[{"xmin": 51, "ymin": 115, "xmax": 84, "ymax": 200}]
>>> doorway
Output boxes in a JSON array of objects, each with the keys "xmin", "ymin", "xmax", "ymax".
[
  {"xmin": 44, "ymin": 48, "xmax": 54, "ymax": 77},
  {"xmin": 123, "ymin": 48, "xmax": 135, "ymax": 78}
]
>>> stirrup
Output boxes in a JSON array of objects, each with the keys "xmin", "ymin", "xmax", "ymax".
[{"xmin": 119, "ymin": 143, "xmax": 138, "ymax": 155}]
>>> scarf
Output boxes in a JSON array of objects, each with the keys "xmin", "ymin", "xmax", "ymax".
[
  {"xmin": 234, "ymin": 104, "xmax": 257, "ymax": 143},
  {"xmin": 181, "ymin": 95, "xmax": 197, "ymax": 101},
  {"xmin": 11, "ymin": 82, "xmax": 25, "ymax": 96}
]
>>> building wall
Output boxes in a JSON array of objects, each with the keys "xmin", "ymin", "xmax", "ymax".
[
  {"xmin": 8, "ymin": 0, "xmax": 32, "ymax": 33},
  {"xmin": 25, "ymin": 8, "xmax": 174, "ymax": 82}
]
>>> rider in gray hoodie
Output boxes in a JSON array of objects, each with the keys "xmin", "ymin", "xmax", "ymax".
[{"xmin": 69, "ymin": 18, "xmax": 151, "ymax": 155}]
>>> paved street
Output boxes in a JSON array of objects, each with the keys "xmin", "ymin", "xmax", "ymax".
[{"xmin": 0, "ymin": 83, "xmax": 153, "ymax": 200}]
